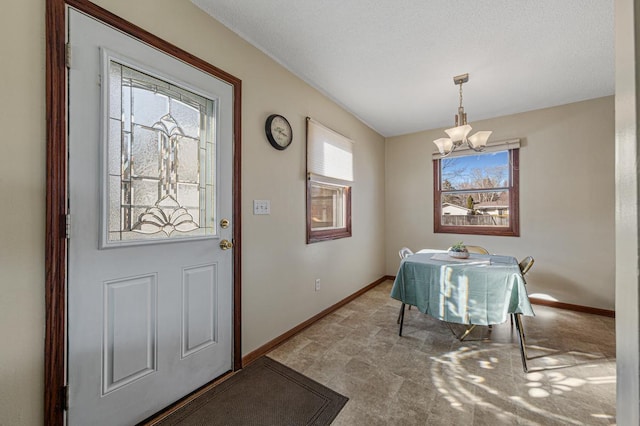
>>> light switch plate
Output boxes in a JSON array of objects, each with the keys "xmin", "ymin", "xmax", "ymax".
[{"xmin": 253, "ymin": 200, "xmax": 270, "ymax": 215}]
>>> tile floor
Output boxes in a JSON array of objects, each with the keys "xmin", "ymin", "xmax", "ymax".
[{"xmin": 268, "ymin": 280, "xmax": 616, "ymax": 425}]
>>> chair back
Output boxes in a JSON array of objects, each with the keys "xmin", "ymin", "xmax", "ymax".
[
  {"xmin": 519, "ymin": 256, "xmax": 535, "ymax": 275},
  {"xmin": 456, "ymin": 245, "xmax": 490, "ymax": 254},
  {"xmin": 398, "ymin": 247, "xmax": 414, "ymax": 259}
]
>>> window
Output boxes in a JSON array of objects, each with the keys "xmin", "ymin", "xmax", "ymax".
[
  {"xmin": 105, "ymin": 60, "xmax": 217, "ymax": 246},
  {"xmin": 433, "ymin": 140, "xmax": 520, "ymax": 237},
  {"xmin": 306, "ymin": 118, "xmax": 353, "ymax": 243}
]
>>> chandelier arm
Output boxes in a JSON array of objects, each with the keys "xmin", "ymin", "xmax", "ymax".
[
  {"xmin": 439, "ymin": 148, "xmax": 455, "ymax": 158},
  {"xmin": 434, "ymin": 138, "xmax": 462, "ymax": 156}
]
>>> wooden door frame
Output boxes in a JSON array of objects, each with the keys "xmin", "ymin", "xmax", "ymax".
[{"xmin": 45, "ymin": 1, "xmax": 242, "ymax": 423}]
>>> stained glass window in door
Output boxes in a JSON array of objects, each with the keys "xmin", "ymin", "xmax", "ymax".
[{"xmin": 107, "ymin": 61, "xmax": 216, "ymax": 243}]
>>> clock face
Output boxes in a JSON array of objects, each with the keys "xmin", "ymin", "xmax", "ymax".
[{"xmin": 266, "ymin": 114, "xmax": 292, "ymax": 150}]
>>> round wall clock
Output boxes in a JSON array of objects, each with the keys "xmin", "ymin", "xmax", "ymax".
[{"xmin": 265, "ymin": 114, "xmax": 293, "ymax": 150}]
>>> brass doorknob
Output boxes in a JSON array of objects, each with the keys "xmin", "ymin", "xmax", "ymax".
[{"xmin": 220, "ymin": 239, "xmax": 233, "ymax": 250}]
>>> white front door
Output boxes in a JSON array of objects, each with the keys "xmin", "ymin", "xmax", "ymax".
[{"xmin": 67, "ymin": 8, "xmax": 234, "ymax": 426}]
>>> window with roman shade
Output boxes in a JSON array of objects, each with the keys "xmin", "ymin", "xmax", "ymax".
[{"xmin": 306, "ymin": 117, "xmax": 353, "ymax": 243}]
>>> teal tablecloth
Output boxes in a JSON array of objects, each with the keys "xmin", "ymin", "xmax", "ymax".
[{"xmin": 390, "ymin": 252, "xmax": 534, "ymax": 325}]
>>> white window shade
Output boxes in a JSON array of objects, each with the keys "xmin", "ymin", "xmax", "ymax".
[{"xmin": 307, "ymin": 117, "xmax": 354, "ymax": 183}]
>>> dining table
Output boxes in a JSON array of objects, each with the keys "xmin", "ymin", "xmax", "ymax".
[{"xmin": 390, "ymin": 249, "xmax": 535, "ymax": 371}]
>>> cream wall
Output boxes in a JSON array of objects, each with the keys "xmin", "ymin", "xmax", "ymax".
[
  {"xmin": 0, "ymin": 0, "xmax": 385, "ymax": 424},
  {"xmin": 0, "ymin": 0, "xmax": 46, "ymax": 425},
  {"xmin": 385, "ymin": 96, "xmax": 615, "ymax": 310}
]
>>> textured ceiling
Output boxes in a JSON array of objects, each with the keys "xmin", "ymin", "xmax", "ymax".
[{"xmin": 191, "ymin": 0, "xmax": 614, "ymax": 137}]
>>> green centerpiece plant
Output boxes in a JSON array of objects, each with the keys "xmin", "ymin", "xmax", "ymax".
[{"xmin": 449, "ymin": 242, "xmax": 470, "ymax": 259}]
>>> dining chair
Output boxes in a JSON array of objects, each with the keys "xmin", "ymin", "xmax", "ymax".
[
  {"xmin": 519, "ymin": 256, "xmax": 535, "ymax": 276},
  {"xmin": 398, "ymin": 247, "xmax": 414, "ymax": 259},
  {"xmin": 466, "ymin": 245, "xmax": 490, "ymax": 254},
  {"xmin": 396, "ymin": 247, "xmax": 414, "ymax": 328},
  {"xmin": 513, "ymin": 256, "xmax": 535, "ymax": 323},
  {"xmin": 511, "ymin": 257, "xmax": 534, "ymax": 330}
]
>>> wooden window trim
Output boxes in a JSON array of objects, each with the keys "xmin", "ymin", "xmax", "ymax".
[
  {"xmin": 306, "ymin": 179, "xmax": 352, "ymax": 243},
  {"xmin": 433, "ymin": 149, "xmax": 520, "ymax": 237}
]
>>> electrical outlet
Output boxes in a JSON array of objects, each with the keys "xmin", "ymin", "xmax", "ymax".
[
  {"xmin": 253, "ymin": 200, "xmax": 270, "ymax": 215},
  {"xmin": 315, "ymin": 279, "xmax": 321, "ymax": 291}
]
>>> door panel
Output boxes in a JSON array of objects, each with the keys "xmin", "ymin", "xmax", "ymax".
[
  {"xmin": 182, "ymin": 264, "xmax": 217, "ymax": 357},
  {"xmin": 67, "ymin": 8, "xmax": 233, "ymax": 426},
  {"xmin": 104, "ymin": 273, "xmax": 157, "ymax": 394}
]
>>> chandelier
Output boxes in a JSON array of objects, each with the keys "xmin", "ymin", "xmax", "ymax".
[{"xmin": 433, "ymin": 73, "xmax": 492, "ymax": 157}]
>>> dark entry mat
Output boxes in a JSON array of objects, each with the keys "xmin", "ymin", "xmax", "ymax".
[{"xmin": 155, "ymin": 356, "xmax": 348, "ymax": 425}]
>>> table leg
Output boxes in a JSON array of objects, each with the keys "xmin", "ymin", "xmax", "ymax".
[
  {"xmin": 513, "ymin": 313, "xmax": 528, "ymax": 373},
  {"xmin": 398, "ymin": 303, "xmax": 406, "ymax": 336}
]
